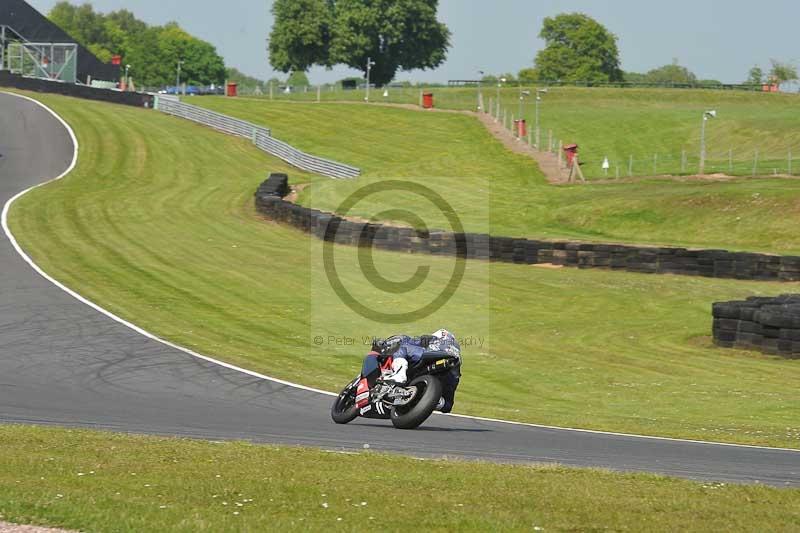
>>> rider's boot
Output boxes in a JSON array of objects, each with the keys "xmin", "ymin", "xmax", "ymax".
[{"xmin": 386, "ymin": 358, "xmax": 408, "ymax": 384}]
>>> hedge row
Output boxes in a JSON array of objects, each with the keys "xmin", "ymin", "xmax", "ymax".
[
  {"xmin": 0, "ymin": 72, "xmax": 154, "ymax": 108},
  {"xmin": 254, "ymin": 177, "xmax": 800, "ymax": 282},
  {"xmin": 713, "ymin": 295, "xmax": 800, "ymax": 358}
]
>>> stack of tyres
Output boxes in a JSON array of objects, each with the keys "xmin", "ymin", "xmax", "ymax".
[{"xmin": 712, "ymin": 295, "xmax": 800, "ymax": 358}]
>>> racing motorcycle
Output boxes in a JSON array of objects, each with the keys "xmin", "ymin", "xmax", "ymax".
[{"xmin": 330, "ymin": 347, "xmax": 461, "ymax": 430}]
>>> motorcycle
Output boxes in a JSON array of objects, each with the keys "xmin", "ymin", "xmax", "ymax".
[{"xmin": 331, "ymin": 350, "xmax": 461, "ymax": 429}]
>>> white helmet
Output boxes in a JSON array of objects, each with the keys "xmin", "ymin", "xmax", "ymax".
[{"xmin": 432, "ymin": 328, "xmax": 453, "ymax": 341}]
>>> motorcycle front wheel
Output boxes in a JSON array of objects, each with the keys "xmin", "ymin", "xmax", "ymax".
[
  {"xmin": 390, "ymin": 375, "xmax": 442, "ymax": 429},
  {"xmin": 331, "ymin": 384, "xmax": 359, "ymax": 424}
]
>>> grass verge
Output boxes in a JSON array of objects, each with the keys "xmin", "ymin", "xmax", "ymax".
[
  {"xmin": 237, "ymin": 86, "xmax": 800, "ymax": 179},
  {"xmin": 6, "ymin": 91, "xmax": 800, "ymax": 447},
  {"xmin": 1, "ymin": 425, "xmax": 799, "ymax": 532},
  {"xmin": 195, "ymin": 96, "xmax": 800, "ymax": 255}
]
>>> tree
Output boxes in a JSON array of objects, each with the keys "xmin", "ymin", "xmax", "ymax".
[
  {"xmin": 268, "ymin": 0, "xmax": 332, "ymax": 73},
  {"xmin": 623, "ymin": 71, "xmax": 647, "ymax": 83},
  {"xmin": 48, "ymin": 3, "xmax": 226, "ymax": 87},
  {"xmin": 644, "ymin": 62, "xmax": 697, "ymax": 85},
  {"xmin": 769, "ymin": 59, "xmax": 798, "ymax": 88},
  {"xmin": 534, "ymin": 13, "xmax": 622, "ymax": 83},
  {"xmin": 517, "ymin": 68, "xmax": 538, "ymax": 83},
  {"xmin": 745, "ymin": 66, "xmax": 764, "ymax": 86},
  {"xmin": 287, "ymin": 70, "xmax": 310, "ymax": 87},
  {"xmin": 268, "ymin": 0, "xmax": 451, "ymax": 86}
]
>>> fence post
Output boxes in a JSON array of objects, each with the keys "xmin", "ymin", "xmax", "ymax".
[
  {"xmin": 527, "ymin": 130, "xmax": 532, "ymax": 147},
  {"xmin": 681, "ymin": 149, "xmax": 686, "ymax": 173},
  {"xmin": 317, "ymin": 85, "xmax": 321, "ymax": 103},
  {"xmin": 419, "ymin": 90, "xmax": 423, "ymax": 107},
  {"xmin": 615, "ymin": 165, "xmax": 620, "ymax": 179},
  {"xmin": 557, "ymin": 142, "xmax": 563, "ymax": 167},
  {"xmin": 628, "ymin": 155, "xmax": 633, "ymax": 177},
  {"xmin": 548, "ymin": 130, "xmax": 553, "ymax": 152},
  {"xmin": 269, "ymin": 82, "xmax": 273, "ymax": 100},
  {"xmin": 753, "ymin": 149, "xmax": 759, "ymax": 177},
  {"xmin": 789, "ymin": 149, "xmax": 793, "ymax": 175}
]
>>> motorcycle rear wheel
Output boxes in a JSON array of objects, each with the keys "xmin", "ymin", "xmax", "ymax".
[
  {"xmin": 390, "ymin": 375, "xmax": 442, "ymax": 429},
  {"xmin": 331, "ymin": 385, "xmax": 359, "ymax": 424}
]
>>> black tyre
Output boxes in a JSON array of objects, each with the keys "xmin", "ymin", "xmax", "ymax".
[
  {"xmin": 331, "ymin": 385, "xmax": 359, "ymax": 424},
  {"xmin": 390, "ymin": 375, "xmax": 442, "ymax": 430}
]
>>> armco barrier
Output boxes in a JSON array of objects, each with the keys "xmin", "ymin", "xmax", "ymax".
[
  {"xmin": 255, "ymin": 177, "xmax": 800, "ymax": 283},
  {"xmin": 0, "ymin": 71, "xmax": 154, "ymax": 107},
  {"xmin": 156, "ymin": 98, "xmax": 360, "ymax": 180},
  {"xmin": 713, "ymin": 295, "xmax": 800, "ymax": 358}
]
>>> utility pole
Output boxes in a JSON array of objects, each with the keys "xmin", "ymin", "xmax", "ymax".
[
  {"xmin": 176, "ymin": 60, "xmax": 183, "ymax": 91},
  {"xmin": 699, "ymin": 110, "xmax": 716, "ymax": 175},
  {"xmin": 477, "ymin": 70, "xmax": 484, "ymax": 111},
  {"xmin": 365, "ymin": 57, "xmax": 376, "ymax": 102},
  {"xmin": 534, "ymin": 88, "xmax": 547, "ymax": 149}
]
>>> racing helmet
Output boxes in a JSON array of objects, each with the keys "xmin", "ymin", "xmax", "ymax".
[{"xmin": 432, "ymin": 328, "xmax": 453, "ymax": 341}]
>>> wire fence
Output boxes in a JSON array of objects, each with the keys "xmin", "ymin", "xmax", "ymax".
[
  {"xmin": 481, "ymin": 95, "xmax": 800, "ymax": 180},
  {"xmin": 223, "ymin": 83, "xmax": 799, "ymax": 182},
  {"xmin": 154, "ymin": 96, "xmax": 360, "ymax": 179}
]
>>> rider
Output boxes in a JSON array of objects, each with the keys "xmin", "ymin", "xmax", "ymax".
[{"xmin": 371, "ymin": 329, "xmax": 461, "ymax": 413}]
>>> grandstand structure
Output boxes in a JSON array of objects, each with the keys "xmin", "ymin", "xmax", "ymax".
[{"xmin": 0, "ymin": 0, "xmax": 118, "ymax": 84}]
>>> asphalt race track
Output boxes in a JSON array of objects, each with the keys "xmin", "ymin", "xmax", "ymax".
[{"xmin": 1, "ymin": 91, "xmax": 799, "ymax": 487}]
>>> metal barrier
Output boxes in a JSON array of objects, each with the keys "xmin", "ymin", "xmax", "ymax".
[{"xmin": 155, "ymin": 97, "xmax": 360, "ymax": 179}]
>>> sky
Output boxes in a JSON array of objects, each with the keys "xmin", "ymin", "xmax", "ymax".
[{"xmin": 25, "ymin": 0, "xmax": 800, "ymax": 85}]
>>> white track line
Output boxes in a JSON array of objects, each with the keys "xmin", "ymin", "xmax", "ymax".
[{"xmin": 2, "ymin": 91, "xmax": 798, "ymax": 455}]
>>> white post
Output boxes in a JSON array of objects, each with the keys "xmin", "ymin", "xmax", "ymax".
[
  {"xmin": 628, "ymin": 155, "xmax": 633, "ymax": 177},
  {"xmin": 790, "ymin": 149, "xmax": 793, "ymax": 175},
  {"xmin": 269, "ymin": 82, "xmax": 273, "ymax": 100},
  {"xmin": 317, "ymin": 84, "xmax": 321, "ymax": 102},
  {"xmin": 365, "ymin": 57, "xmax": 374, "ymax": 102}
]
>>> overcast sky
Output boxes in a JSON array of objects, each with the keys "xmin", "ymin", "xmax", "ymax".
[{"xmin": 26, "ymin": 0, "xmax": 800, "ymax": 84}]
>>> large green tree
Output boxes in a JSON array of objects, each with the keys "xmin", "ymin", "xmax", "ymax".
[
  {"xmin": 268, "ymin": 0, "xmax": 451, "ymax": 86},
  {"xmin": 534, "ymin": 13, "xmax": 622, "ymax": 83},
  {"xmin": 48, "ymin": 2, "xmax": 226, "ymax": 87},
  {"xmin": 268, "ymin": 0, "xmax": 332, "ymax": 73}
]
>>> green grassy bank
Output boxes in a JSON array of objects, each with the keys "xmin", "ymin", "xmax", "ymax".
[
  {"xmin": 5, "ymin": 91, "xmax": 800, "ymax": 447},
  {"xmin": 1, "ymin": 425, "xmax": 798, "ymax": 532}
]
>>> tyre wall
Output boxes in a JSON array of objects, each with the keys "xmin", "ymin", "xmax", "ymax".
[
  {"xmin": 254, "ymin": 177, "xmax": 800, "ymax": 282},
  {"xmin": 712, "ymin": 296, "xmax": 800, "ymax": 358}
]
